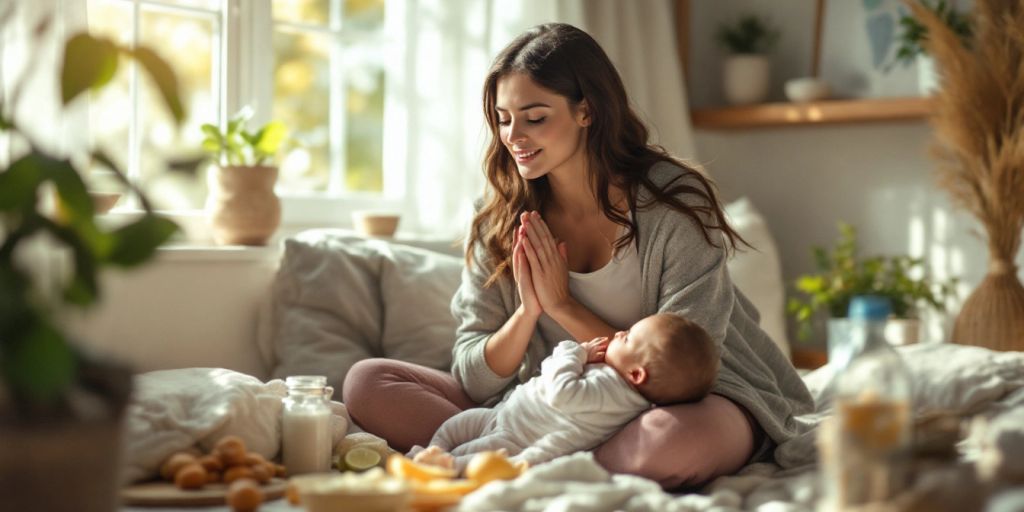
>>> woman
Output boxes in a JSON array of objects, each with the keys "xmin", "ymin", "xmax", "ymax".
[{"xmin": 344, "ymin": 23, "xmax": 813, "ymax": 489}]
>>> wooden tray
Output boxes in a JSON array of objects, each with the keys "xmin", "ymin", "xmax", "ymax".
[{"xmin": 120, "ymin": 478, "xmax": 288, "ymax": 507}]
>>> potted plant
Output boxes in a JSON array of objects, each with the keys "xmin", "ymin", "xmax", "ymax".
[
  {"xmin": 0, "ymin": 30, "xmax": 182, "ymax": 511},
  {"xmin": 787, "ymin": 223, "xmax": 957, "ymax": 351},
  {"xmin": 715, "ymin": 14, "xmax": 779, "ymax": 105},
  {"xmin": 201, "ymin": 108, "xmax": 286, "ymax": 246},
  {"xmin": 891, "ymin": 0, "xmax": 971, "ymax": 95}
]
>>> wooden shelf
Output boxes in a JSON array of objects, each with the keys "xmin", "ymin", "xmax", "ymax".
[{"xmin": 691, "ymin": 97, "xmax": 932, "ymax": 130}]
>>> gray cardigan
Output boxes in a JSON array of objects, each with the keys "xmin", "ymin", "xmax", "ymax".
[{"xmin": 450, "ymin": 161, "xmax": 814, "ymax": 456}]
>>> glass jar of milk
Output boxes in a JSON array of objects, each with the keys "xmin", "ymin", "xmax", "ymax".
[{"xmin": 282, "ymin": 375, "xmax": 333, "ymax": 474}]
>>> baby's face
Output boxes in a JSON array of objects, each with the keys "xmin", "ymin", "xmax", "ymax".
[{"xmin": 604, "ymin": 316, "xmax": 660, "ymax": 375}]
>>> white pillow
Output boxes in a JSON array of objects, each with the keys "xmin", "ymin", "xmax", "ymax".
[{"xmin": 724, "ymin": 197, "xmax": 790, "ymax": 357}]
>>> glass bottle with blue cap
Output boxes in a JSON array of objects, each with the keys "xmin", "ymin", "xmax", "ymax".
[{"xmin": 819, "ymin": 295, "xmax": 913, "ymax": 510}]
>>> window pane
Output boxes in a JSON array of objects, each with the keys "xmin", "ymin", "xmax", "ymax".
[
  {"xmin": 344, "ymin": 60, "xmax": 383, "ymax": 192},
  {"xmin": 138, "ymin": 8, "xmax": 217, "ymax": 209},
  {"xmin": 343, "ymin": 0, "xmax": 384, "ymax": 31},
  {"xmin": 158, "ymin": 0, "xmax": 221, "ymax": 10},
  {"xmin": 273, "ymin": 30, "xmax": 331, "ymax": 193},
  {"xmin": 272, "ymin": 0, "xmax": 329, "ymax": 26},
  {"xmin": 86, "ymin": 0, "xmax": 132, "ymax": 179}
]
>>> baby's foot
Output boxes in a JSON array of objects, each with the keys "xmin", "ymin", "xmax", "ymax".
[{"xmin": 412, "ymin": 445, "xmax": 455, "ymax": 469}]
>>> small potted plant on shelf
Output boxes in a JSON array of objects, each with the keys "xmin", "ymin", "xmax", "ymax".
[
  {"xmin": 891, "ymin": 0, "xmax": 971, "ymax": 95},
  {"xmin": 0, "ymin": 28, "xmax": 182, "ymax": 511},
  {"xmin": 201, "ymin": 108, "xmax": 287, "ymax": 246},
  {"xmin": 715, "ymin": 14, "xmax": 779, "ymax": 105},
  {"xmin": 787, "ymin": 223, "xmax": 957, "ymax": 350}
]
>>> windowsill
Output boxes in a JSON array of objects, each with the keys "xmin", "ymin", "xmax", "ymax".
[{"xmin": 155, "ymin": 243, "xmax": 283, "ymax": 263}]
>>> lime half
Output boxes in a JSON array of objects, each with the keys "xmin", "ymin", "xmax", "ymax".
[{"xmin": 344, "ymin": 446, "xmax": 383, "ymax": 472}]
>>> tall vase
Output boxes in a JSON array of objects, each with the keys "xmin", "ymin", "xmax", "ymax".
[
  {"xmin": 952, "ymin": 259, "xmax": 1024, "ymax": 351},
  {"xmin": 207, "ymin": 165, "xmax": 281, "ymax": 246}
]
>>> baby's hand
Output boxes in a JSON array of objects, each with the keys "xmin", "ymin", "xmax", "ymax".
[{"xmin": 583, "ymin": 337, "xmax": 609, "ymax": 363}]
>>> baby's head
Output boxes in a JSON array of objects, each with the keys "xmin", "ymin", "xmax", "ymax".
[{"xmin": 604, "ymin": 313, "xmax": 718, "ymax": 406}]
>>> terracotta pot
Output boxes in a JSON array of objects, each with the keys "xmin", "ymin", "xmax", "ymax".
[
  {"xmin": 0, "ymin": 418, "xmax": 123, "ymax": 512},
  {"xmin": 208, "ymin": 165, "xmax": 281, "ymax": 246},
  {"xmin": 952, "ymin": 260, "xmax": 1024, "ymax": 351}
]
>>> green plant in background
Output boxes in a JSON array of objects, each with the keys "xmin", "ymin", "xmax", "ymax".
[
  {"xmin": 201, "ymin": 107, "xmax": 287, "ymax": 167},
  {"xmin": 715, "ymin": 14, "xmax": 780, "ymax": 54},
  {"xmin": 891, "ymin": 0, "xmax": 971, "ymax": 68},
  {"xmin": 0, "ymin": 29, "xmax": 182, "ymax": 418},
  {"xmin": 787, "ymin": 223, "xmax": 958, "ymax": 340}
]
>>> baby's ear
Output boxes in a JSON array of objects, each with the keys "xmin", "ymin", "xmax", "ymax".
[{"xmin": 628, "ymin": 366, "xmax": 648, "ymax": 386}]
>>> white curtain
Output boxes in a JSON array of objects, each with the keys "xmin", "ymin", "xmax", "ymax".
[
  {"xmin": 0, "ymin": 0, "xmax": 89, "ymax": 164},
  {"xmin": 384, "ymin": 0, "xmax": 694, "ymax": 239}
]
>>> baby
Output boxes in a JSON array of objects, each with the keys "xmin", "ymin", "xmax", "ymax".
[{"xmin": 411, "ymin": 313, "xmax": 720, "ymax": 473}]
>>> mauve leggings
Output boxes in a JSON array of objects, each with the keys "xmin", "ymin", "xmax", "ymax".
[{"xmin": 342, "ymin": 358, "xmax": 763, "ymax": 489}]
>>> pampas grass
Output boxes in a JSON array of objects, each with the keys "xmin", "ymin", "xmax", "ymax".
[
  {"xmin": 909, "ymin": 0, "xmax": 1024, "ymax": 263},
  {"xmin": 907, "ymin": 0, "xmax": 1024, "ymax": 350}
]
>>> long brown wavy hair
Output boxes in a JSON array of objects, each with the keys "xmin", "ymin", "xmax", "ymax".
[{"xmin": 468, "ymin": 23, "xmax": 745, "ymax": 287}]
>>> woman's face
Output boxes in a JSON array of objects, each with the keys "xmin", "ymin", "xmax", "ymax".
[{"xmin": 494, "ymin": 72, "xmax": 590, "ymax": 181}]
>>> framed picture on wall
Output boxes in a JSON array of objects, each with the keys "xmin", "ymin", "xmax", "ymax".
[{"xmin": 819, "ymin": 0, "xmax": 966, "ymax": 99}]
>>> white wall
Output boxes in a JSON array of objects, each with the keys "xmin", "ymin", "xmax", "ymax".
[
  {"xmin": 687, "ymin": 0, "xmax": 1020, "ymax": 344},
  {"xmin": 68, "ymin": 247, "xmax": 281, "ymax": 378}
]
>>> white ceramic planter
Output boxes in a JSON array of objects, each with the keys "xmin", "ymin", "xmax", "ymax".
[
  {"xmin": 917, "ymin": 55, "xmax": 939, "ymax": 96},
  {"xmin": 723, "ymin": 54, "xmax": 770, "ymax": 105}
]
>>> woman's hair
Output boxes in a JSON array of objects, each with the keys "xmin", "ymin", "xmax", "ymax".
[{"xmin": 468, "ymin": 23, "xmax": 745, "ymax": 285}]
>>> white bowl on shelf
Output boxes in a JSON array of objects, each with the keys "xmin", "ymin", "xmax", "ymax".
[{"xmin": 784, "ymin": 77, "xmax": 831, "ymax": 103}]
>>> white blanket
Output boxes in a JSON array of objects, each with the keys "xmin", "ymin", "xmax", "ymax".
[{"xmin": 122, "ymin": 368, "xmax": 350, "ymax": 484}]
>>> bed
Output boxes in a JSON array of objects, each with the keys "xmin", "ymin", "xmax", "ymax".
[{"xmin": 122, "ymin": 201, "xmax": 1024, "ymax": 511}]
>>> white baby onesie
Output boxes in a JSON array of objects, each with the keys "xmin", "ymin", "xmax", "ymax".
[{"xmin": 425, "ymin": 340, "xmax": 651, "ymax": 472}]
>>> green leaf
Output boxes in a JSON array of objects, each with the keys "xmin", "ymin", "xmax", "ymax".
[
  {"xmin": 0, "ymin": 153, "xmax": 48, "ymax": 211},
  {"xmin": 796, "ymin": 275, "xmax": 824, "ymax": 293},
  {"xmin": 130, "ymin": 46, "xmax": 185, "ymax": 124},
  {"xmin": 1, "ymin": 318, "xmax": 77, "ymax": 406},
  {"xmin": 200, "ymin": 123, "xmax": 220, "ymax": 138},
  {"xmin": 254, "ymin": 121, "xmax": 286, "ymax": 156},
  {"xmin": 49, "ymin": 158, "xmax": 94, "ymax": 222},
  {"xmin": 61, "ymin": 34, "xmax": 119, "ymax": 105},
  {"xmin": 106, "ymin": 215, "xmax": 179, "ymax": 267},
  {"xmin": 201, "ymin": 139, "xmax": 222, "ymax": 152}
]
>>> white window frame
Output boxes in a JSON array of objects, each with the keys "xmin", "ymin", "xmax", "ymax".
[{"xmin": 93, "ymin": 0, "xmax": 401, "ymax": 231}]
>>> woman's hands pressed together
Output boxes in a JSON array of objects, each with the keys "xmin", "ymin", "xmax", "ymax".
[
  {"xmin": 519, "ymin": 211, "xmax": 574, "ymax": 316},
  {"xmin": 512, "ymin": 220, "xmax": 541, "ymax": 319}
]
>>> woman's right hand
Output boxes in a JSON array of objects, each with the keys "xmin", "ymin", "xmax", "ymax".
[{"xmin": 513, "ymin": 221, "xmax": 542, "ymax": 319}]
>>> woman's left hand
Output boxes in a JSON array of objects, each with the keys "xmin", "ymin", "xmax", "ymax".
[{"xmin": 521, "ymin": 211, "xmax": 574, "ymax": 316}]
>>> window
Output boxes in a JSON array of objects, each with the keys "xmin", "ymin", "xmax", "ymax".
[{"xmin": 85, "ymin": 0, "xmax": 387, "ymax": 216}]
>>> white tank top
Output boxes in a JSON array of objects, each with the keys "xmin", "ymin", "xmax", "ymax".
[{"xmin": 537, "ymin": 235, "xmax": 644, "ymax": 342}]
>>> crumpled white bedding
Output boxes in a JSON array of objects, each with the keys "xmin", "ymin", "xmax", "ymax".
[
  {"xmin": 121, "ymin": 344, "xmax": 1024, "ymax": 511},
  {"xmin": 122, "ymin": 368, "xmax": 350, "ymax": 484}
]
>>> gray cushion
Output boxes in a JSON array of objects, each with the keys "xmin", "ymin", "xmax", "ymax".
[{"xmin": 270, "ymin": 230, "xmax": 462, "ymax": 392}]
